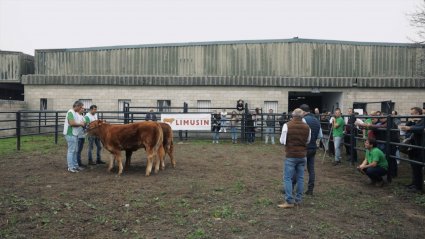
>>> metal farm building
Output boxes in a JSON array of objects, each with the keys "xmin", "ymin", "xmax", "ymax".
[{"xmin": 9, "ymin": 38, "xmax": 425, "ymax": 113}]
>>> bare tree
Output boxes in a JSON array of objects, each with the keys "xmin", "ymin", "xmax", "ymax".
[
  {"xmin": 407, "ymin": 1, "xmax": 425, "ymax": 84},
  {"xmin": 408, "ymin": 0, "xmax": 425, "ymax": 44}
]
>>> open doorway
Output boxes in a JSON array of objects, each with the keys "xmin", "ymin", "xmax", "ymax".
[{"xmin": 288, "ymin": 91, "xmax": 343, "ymax": 113}]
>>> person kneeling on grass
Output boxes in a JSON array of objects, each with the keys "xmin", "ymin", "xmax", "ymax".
[{"xmin": 357, "ymin": 138, "xmax": 388, "ymax": 187}]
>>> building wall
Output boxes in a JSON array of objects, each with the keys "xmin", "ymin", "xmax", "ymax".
[
  {"xmin": 24, "ymin": 85, "xmax": 424, "ymax": 116},
  {"xmin": 0, "ymin": 100, "xmax": 28, "ymax": 137},
  {"xmin": 0, "ymin": 51, "xmax": 35, "ymax": 82}
]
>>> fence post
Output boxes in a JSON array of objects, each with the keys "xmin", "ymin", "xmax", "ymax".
[
  {"xmin": 386, "ymin": 114, "xmax": 392, "ymax": 183},
  {"xmin": 350, "ymin": 113, "xmax": 356, "ymax": 167},
  {"xmin": 260, "ymin": 108, "xmax": 263, "ymax": 141},
  {"xmin": 39, "ymin": 112, "xmax": 41, "ymax": 134},
  {"xmin": 16, "ymin": 111, "xmax": 21, "ymax": 151},
  {"xmin": 184, "ymin": 102, "xmax": 188, "ymax": 141},
  {"xmin": 55, "ymin": 111, "xmax": 58, "ymax": 144},
  {"xmin": 131, "ymin": 113, "xmax": 134, "ymax": 123}
]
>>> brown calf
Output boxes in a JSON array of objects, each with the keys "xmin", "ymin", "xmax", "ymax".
[
  {"xmin": 86, "ymin": 120, "xmax": 164, "ymax": 176},
  {"xmin": 125, "ymin": 122, "xmax": 175, "ymax": 169}
]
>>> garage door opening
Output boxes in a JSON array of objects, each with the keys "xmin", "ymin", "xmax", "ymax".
[{"xmin": 288, "ymin": 91, "xmax": 343, "ymax": 113}]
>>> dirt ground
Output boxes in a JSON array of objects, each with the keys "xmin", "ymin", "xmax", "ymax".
[{"xmin": 1, "ymin": 135, "xmax": 425, "ymax": 239}]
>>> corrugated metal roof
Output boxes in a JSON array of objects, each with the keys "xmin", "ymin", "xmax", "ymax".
[
  {"xmin": 35, "ymin": 38, "xmax": 416, "ymax": 52},
  {"xmin": 0, "ymin": 51, "xmax": 35, "ymax": 82},
  {"xmin": 35, "ymin": 42, "xmax": 419, "ymax": 78}
]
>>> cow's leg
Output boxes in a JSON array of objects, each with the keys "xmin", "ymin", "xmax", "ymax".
[
  {"xmin": 145, "ymin": 148, "xmax": 155, "ymax": 176},
  {"xmin": 107, "ymin": 154, "xmax": 115, "ymax": 172},
  {"xmin": 125, "ymin": 150, "xmax": 133, "ymax": 168},
  {"xmin": 169, "ymin": 143, "xmax": 176, "ymax": 168},
  {"xmin": 157, "ymin": 144, "xmax": 165, "ymax": 171},
  {"xmin": 115, "ymin": 153, "xmax": 123, "ymax": 175}
]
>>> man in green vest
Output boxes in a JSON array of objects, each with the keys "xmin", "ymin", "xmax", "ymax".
[{"xmin": 331, "ymin": 108, "xmax": 345, "ymax": 166}]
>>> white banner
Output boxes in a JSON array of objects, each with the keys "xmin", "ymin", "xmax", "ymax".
[{"xmin": 161, "ymin": 114, "xmax": 211, "ymax": 131}]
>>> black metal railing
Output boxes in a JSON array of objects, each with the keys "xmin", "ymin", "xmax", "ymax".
[{"xmin": 2, "ymin": 106, "xmax": 424, "ymax": 181}]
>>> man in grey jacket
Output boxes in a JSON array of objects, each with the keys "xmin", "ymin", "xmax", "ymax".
[{"xmin": 265, "ymin": 109, "xmax": 277, "ymax": 145}]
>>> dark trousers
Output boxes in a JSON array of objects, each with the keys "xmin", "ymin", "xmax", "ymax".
[
  {"xmin": 246, "ymin": 127, "xmax": 255, "ymax": 143},
  {"xmin": 390, "ymin": 145, "xmax": 398, "ymax": 177},
  {"xmin": 344, "ymin": 134, "xmax": 351, "ymax": 155},
  {"xmin": 329, "ymin": 135, "xmax": 335, "ymax": 155},
  {"xmin": 292, "ymin": 149, "xmax": 317, "ymax": 192},
  {"xmin": 362, "ymin": 166, "xmax": 387, "ymax": 182},
  {"xmin": 76, "ymin": 138, "xmax": 85, "ymax": 165},
  {"xmin": 410, "ymin": 156, "xmax": 423, "ymax": 190}
]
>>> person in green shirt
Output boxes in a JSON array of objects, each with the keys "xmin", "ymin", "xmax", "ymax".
[
  {"xmin": 331, "ymin": 108, "xmax": 345, "ymax": 165},
  {"xmin": 64, "ymin": 101, "xmax": 86, "ymax": 173},
  {"xmin": 357, "ymin": 138, "xmax": 388, "ymax": 187}
]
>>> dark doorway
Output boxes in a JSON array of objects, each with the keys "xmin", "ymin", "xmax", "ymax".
[
  {"xmin": 0, "ymin": 83, "xmax": 24, "ymax": 101},
  {"xmin": 288, "ymin": 95, "xmax": 322, "ymax": 113}
]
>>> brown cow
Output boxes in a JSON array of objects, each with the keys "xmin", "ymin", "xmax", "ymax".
[
  {"xmin": 86, "ymin": 120, "xmax": 165, "ymax": 176},
  {"xmin": 125, "ymin": 122, "xmax": 175, "ymax": 169}
]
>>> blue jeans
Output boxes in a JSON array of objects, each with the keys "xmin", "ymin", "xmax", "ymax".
[
  {"xmin": 247, "ymin": 127, "xmax": 255, "ymax": 143},
  {"xmin": 284, "ymin": 157, "xmax": 307, "ymax": 204},
  {"xmin": 87, "ymin": 134, "xmax": 102, "ymax": 163},
  {"xmin": 359, "ymin": 165, "xmax": 387, "ymax": 182},
  {"xmin": 213, "ymin": 128, "xmax": 219, "ymax": 141},
  {"xmin": 65, "ymin": 135, "xmax": 79, "ymax": 169},
  {"xmin": 292, "ymin": 149, "xmax": 316, "ymax": 192},
  {"xmin": 334, "ymin": 136, "xmax": 342, "ymax": 161},
  {"xmin": 231, "ymin": 126, "xmax": 237, "ymax": 140},
  {"xmin": 265, "ymin": 127, "xmax": 275, "ymax": 144},
  {"xmin": 221, "ymin": 118, "xmax": 226, "ymax": 129},
  {"xmin": 76, "ymin": 138, "xmax": 85, "ymax": 165},
  {"xmin": 377, "ymin": 144, "xmax": 386, "ymax": 155}
]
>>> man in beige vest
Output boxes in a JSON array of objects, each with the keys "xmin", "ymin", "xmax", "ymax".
[{"xmin": 278, "ymin": 108, "xmax": 311, "ymax": 208}]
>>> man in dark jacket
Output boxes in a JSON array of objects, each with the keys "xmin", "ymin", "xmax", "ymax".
[
  {"xmin": 145, "ymin": 109, "xmax": 157, "ymax": 122},
  {"xmin": 292, "ymin": 104, "xmax": 321, "ymax": 195},
  {"xmin": 400, "ymin": 107, "xmax": 425, "ymax": 193}
]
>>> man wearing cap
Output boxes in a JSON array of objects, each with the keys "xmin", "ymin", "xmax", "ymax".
[{"xmin": 278, "ymin": 108, "xmax": 311, "ymax": 208}]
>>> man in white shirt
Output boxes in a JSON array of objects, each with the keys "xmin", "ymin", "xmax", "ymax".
[
  {"xmin": 278, "ymin": 108, "xmax": 311, "ymax": 209},
  {"xmin": 85, "ymin": 105, "xmax": 106, "ymax": 165},
  {"xmin": 64, "ymin": 101, "xmax": 86, "ymax": 173}
]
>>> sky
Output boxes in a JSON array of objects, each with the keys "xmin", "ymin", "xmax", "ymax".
[{"xmin": 0, "ymin": 0, "xmax": 422, "ymax": 55}]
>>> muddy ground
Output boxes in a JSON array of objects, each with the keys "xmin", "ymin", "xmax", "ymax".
[{"xmin": 1, "ymin": 135, "xmax": 425, "ymax": 238}]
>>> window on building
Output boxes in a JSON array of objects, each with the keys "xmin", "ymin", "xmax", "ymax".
[
  {"xmin": 40, "ymin": 99, "xmax": 47, "ymax": 111},
  {"xmin": 197, "ymin": 100, "xmax": 211, "ymax": 113},
  {"xmin": 79, "ymin": 99, "xmax": 92, "ymax": 113},
  {"xmin": 381, "ymin": 102, "xmax": 395, "ymax": 114},
  {"xmin": 157, "ymin": 100, "xmax": 171, "ymax": 112},
  {"xmin": 264, "ymin": 101, "xmax": 278, "ymax": 114},
  {"xmin": 118, "ymin": 99, "xmax": 131, "ymax": 118}
]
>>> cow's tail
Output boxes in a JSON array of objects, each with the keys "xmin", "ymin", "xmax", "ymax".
[{"xmin": 154, "ymin": 123, "xmax": 163, "ymax": 154}]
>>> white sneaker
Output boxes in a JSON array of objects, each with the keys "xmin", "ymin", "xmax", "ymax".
[
  {"xmin": 397, "ymin": 160, "xmax": 400, "ymax": 165},
  {"xmin": 216, "ymin": 141, "xmax": 219, "ymax": 144},
  {"xmin": 212, "ymin": 141, "xmax": 215, "ymax": 143},
  {"xmin": 224, "ymin": 129, "xmax": 226, "ymax": 133},
  {"xmin": 68, "ymin": 168, "xmax": 79, "ymax": 173}
]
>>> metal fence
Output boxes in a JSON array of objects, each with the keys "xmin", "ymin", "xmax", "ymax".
[
  {"xmin": 323, "ymin": 114, "xmax": 425, "ymax": 183},
  {"xmin": 1, "ymin": 105, "xmax": 424, "ymax": 182}
]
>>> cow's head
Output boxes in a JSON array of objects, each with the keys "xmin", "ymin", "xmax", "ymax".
[{"xmin": 87, "ymin": 120, "xmax": 106, "ymax": 131}]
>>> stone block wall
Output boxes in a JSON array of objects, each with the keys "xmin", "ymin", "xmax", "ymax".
[
  {"xmin": 0, "ymin": 100, "xmax": 27, "ymax": 137},
  {"xmin": 23, "ymin": 85, "xmax": 425, "ymax": 117}
]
